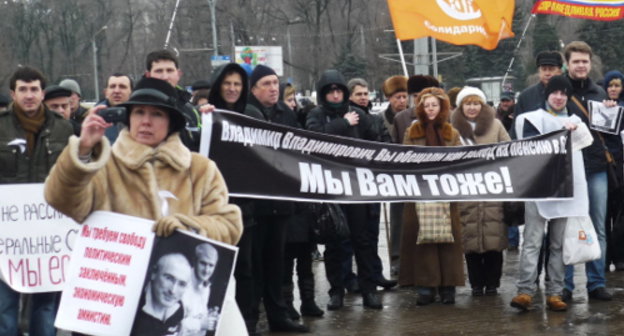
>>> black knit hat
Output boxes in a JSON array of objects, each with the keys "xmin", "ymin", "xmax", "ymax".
[
  {"xmin": 536, "ymin": 51, "xmax": 563, "ymax": 67},
  {"xmin": 119, "ymin": 77, "xmax": 187, "ymax": 133},
  {"xmin": 250, "ymin": 64, "xmax": 277, "ymax": 88},
  {"xmin": 545, "ymin": 75, "xmax": 572, "ymax": 98},
  {"xmin": 44, "ymin": 85, "xmax": 72, "ymax": 101}
]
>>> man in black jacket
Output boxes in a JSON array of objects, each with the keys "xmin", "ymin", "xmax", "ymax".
[
  {"xmin": 346, "ymin": 77, "xmax": 396, "ymax": 291},
  {"xmin": 145, "ymin": 50, "xmax": 201, "ymax": 152},
  {"xmin": 561, "ymin": 41, "xmax": 612, "ymax": 302},
  {"xmin": 243, "ymin": 65, "xmax": 309, "ymax": 334},
  {"xmin": 306, "ymin": 69, "xmax": 383, "ymax": 310},
  {"xmin": 513, "ymin": 51, "xmax": 563, "ymax": 137},
  {"xmin": 0, "ymin": 66, "xmax": 73, "ymax": 336}
]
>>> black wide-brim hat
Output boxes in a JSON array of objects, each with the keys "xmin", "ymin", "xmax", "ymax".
[{"xmin": 119, "ymin": 77, "xmax": 187, "ymax": 133}]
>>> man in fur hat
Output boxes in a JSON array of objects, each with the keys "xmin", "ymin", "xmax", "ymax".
[{"xmin": 380, "ymin": 75, "xmax": 407, "ymax": 143}]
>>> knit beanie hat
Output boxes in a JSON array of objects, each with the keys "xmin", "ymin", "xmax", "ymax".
[
  {"xmin": 250, "ymin": 64, "xmax": 277, "ymax": 88},
  {"xmin": 59, "ymin": 79, "xmax": 81, "ymax": 97},
  {"xmin": 456, "ymin": 86, "xmax": 486, "ymax": 106},
  {"xmin": 545, "ymin": 75, "xmax": 572, "ymax": 98},
  {"xmin": 383, "ymin": 75, "xmax": 407, "ymax": 97}
]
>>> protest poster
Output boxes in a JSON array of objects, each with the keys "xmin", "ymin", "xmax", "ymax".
[
  {"xmin": 200, "ymin": 110, "xmax": 573, "ymax": 203},
  {"xmin": 0, "ymin": 183, "xmax": 80, "ymax": 293},
  {"xmin": 589, "ymin": 100, "xmax": 623, "ymax": 135},
  {"xmin": 55, "ymin": 211, "xmax": 155, "ymax": 335},
  {"xmin": 130, "ymin": 229, "xmax": 238, "ymax": 336},
  {"xmin": 56, "ymin": 211, "xmax": 238, "ymax": 336}
]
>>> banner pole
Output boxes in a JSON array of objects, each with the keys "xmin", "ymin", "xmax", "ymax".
[
  {"xmin": 382, "ymin": 203, "xmax": 392, "ymax": 268},
  {"xmin": 502, "ymin": 14, "xmax": 535, "ymax": 88},
  {"xmin": 396, "ymin": 39, "xmax": 409, "ymax": 76}
]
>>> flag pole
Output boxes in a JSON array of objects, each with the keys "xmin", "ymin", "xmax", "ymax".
[
  {"xmin": 396, "ymin": 39, "xmax": 409, "ymax": 76},
  {"xmin": 502, "ymin": 14, "xmax": 535, "ymax": 88}
]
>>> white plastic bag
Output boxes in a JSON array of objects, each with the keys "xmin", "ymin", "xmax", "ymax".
[{"xmin": 563, "ymin": 216, "xmax": 601, "ymax": 265}]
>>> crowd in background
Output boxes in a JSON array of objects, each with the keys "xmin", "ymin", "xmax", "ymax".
[{"xmin": 0, "ymin": 39, "xmax": 623, "ymax": 336}]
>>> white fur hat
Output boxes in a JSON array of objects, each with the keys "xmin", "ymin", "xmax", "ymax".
[{"xmin": 456, "ymin": 86, "xmax": 486, "ymax": 106}]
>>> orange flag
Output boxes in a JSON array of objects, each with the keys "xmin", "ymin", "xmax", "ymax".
[
  {"xmin": 387, "ymin": 0, "xmax": 515, "ymax": 50},
  {"xmin": 532, "ymin": 0, "xmax": 624, "ymax": 21}
]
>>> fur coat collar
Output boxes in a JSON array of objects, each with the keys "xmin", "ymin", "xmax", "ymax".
[
  {"xmin": 406, "ymin": 121, "xmax": 455, "ymax": 141},
  {"xmin": 113, "ymin": 129, "xmax": 191, "ymax": 172},
  {"xmin": 450, "ymin": 104, "xmax": 496, "ymax": 143}
]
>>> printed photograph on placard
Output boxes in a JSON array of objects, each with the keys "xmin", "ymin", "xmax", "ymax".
[
  {"xmin": 589, "ymin": 100, "xmax": 623, "ymax": 134},
  {"xmin": 130, "ymin": 230, "xmax": 237, "ymax": 336}
]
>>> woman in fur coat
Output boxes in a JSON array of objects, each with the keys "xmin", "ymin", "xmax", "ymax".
[
  {"xmin": 399, "ymin": 87, "xmax": 465, "ymax": 305},
  {"xmin": 44, "ymin": 77, "xmax": 243, "ymax": 244},
  {"xmin": 451, "ymin": 87, "xmax": 510, "ymax": 296}
]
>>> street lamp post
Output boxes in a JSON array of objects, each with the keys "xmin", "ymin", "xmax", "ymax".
[
  {"xmin": 286, "ymin": 18, "xmax": 304, "ymax": 80},
  {"xmin": 92, "ymin": 25, "xmax": 108, "ymax": 102},
  {"xmin": 208, "ymin": 0, "xmax": 218, "ymax": 57}
]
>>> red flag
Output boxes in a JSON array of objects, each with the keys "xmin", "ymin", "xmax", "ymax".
[{"xmin": 532, "ymin": 0, "xmax": 624, "ymax": 21}]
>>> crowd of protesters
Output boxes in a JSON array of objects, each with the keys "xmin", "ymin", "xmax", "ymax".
[{"xmin": 1, "ymin": 40, "xmax": 623, "ymax": 336}]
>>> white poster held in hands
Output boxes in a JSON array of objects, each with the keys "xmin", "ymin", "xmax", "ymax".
[
  {"xmin": 589, "ymin": 100, "xmax": 623, "ymax": 135},
  {"xmin": 0, "ymin": 183, "xmax": 80, "ymax": 293},
  {"xmin": 55, "ymin": 211, "xmax": 155, "ymax": 336}
]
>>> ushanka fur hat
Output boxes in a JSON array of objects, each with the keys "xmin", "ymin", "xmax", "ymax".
[{"xmin": 383, "ymin": 75, "xmax": 407, "ymax": 98}]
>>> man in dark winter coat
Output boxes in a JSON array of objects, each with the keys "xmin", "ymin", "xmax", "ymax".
[
  {"xmin": 561, "ymin": 41, "xmax": 613, "ymax": 302},
  {"xmin": 243, "ymin": 64, "xmax": 310, "ymax": 334},
  {"xmin": 306, "ymin": 69, "xmax": 383, "ymax": 310},
  {"xmin": 59, "ymin": 78, "xmax": 89, "ymax": 135},
  {"xmin": 145, "ymin": 49, "xmax": 202, "ymax": 152},
  {"xmin": 98, "ymin": 73, "xmax": 133, "ymax": 143},
  {"xmin": 208, "ymin": 62, "xmax": 296, "ymax": 334},
  {"xmin": 209, "ymin": 63, "xmax": 255, "ymax": 115},
  {"xmin": 346, "ymin": 77, "xmax": 396, "ymax": 291},
  {"xmin": 601, "ymin": 70, "xmax": 624, "ymax": 272},
  {"xmin": 0, "ymin": 66, "xmax": 73, "ymax": 336},
  {"xmin": 496, "ymin": 91, "xmax": 516, "ymax": 132},
  {"xmin": 514, "ymin": 51, "xmax": 563, "ymax": 123}
]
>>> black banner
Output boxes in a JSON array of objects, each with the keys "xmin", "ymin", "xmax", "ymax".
[{"xmin": 201, "ymin": 110, "xmax": 572, "ymax": 203}]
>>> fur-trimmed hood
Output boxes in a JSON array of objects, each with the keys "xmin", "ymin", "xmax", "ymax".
[{"xmin": 450, "ymin": 103, "xmax": 496, "ymax": 143}]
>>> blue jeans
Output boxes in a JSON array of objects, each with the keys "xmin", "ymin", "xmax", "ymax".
[
  {"xmin": 565, "ymin": 171, "xmax": 608, "ymax": 291},
  {"xmin": 508, "ymin": 226, "xmax": 520, "ymax": 247},
  {"xmin": 0, "ymin": 280, "xmax": 58, "ymax": 336}
]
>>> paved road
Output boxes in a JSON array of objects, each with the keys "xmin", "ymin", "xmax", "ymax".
[{"xmin": 262, "ymin": 223, "xmax": 624, "ymax": 336}]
